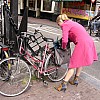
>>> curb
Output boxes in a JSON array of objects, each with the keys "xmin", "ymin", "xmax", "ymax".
[{"xmin": 80, "ymin": 71, "xmax": 100, "ymax": 91}]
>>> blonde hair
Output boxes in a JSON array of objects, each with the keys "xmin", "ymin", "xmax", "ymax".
[{"xmin": 56, "ymin": 14, "xmax": 69, "ymax": 23}]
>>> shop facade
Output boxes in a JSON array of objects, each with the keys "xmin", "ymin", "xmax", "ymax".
[
  {"xmin": 19, "ymin": 0, "xmax": 99, "ymax": 25},
  {"xmin": 19, "ymin": 0, "xmax": 57, "ymax": 19},
  {"xmin": 19, "ymin": 0, "xmax": 41, "ymax": 17}
]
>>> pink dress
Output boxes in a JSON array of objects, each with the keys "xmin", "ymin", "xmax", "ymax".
[{"xmin": 61, "ymin": 20, "xmax": 98, "ymax": 68}]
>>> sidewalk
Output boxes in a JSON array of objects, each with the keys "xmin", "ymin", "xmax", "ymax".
[
  {"xmin": 0, "ymin": 16, "xmax": 100, "ymax": 100},
  {"xmin": 0, "ymin": 79, "xmax": 100, "ymax": 100}
]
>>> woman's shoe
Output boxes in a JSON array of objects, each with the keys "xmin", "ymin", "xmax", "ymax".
[
  {"xmin": 54, "ymin": 80, "xmax": 68, "ymax": 92},
  {"xmin": 69, "ymin": 75, "xmax": 78, "ymax": 86}
]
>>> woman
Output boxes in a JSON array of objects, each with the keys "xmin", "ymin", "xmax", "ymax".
[{"xmin": 55, "ymin": 14, "xmax": 98, "ymax": 92}]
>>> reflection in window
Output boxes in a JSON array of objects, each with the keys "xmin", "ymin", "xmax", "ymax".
[
  {"xmin": 43, "ymin": 0, "xmax": 52, "ymax": 11},
  {"xmin": 29, "ymin": 0, "xmax": 35, "ymax": 10},
  {"xmin": 54, "ymin": 2, "xmax": 61, "ymax": 14}
]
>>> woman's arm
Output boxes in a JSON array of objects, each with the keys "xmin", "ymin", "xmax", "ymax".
[{"xmin": 62, "ymin": 25, "xmax": 70, "ymax": 49}]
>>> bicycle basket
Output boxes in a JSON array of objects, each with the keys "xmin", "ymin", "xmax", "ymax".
[{"xmin": 55, "ymin": 48, "xmax": 71, "ymax": 66}]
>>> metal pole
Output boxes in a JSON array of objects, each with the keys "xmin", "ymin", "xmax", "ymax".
[
  {"xmin": 10, "ymin": 0, "xmax": 18, "ymax": 30},
  {"xmin": 10, "ymin": 0, "xmax": 18, "ymax": 52},
  {"xmin": 1, "ymin": 0, "xmax": 4, "ymax": 42},
  {"xmin": 24, "ymin": 0, "xmax": 27, "ymax": 9},
  {"xmin": 3, "ymin": 0, "xmax": 10, "ymax": 44},
  {"xmin": 88, "ymin": 2, "xmax": 93, "ymax": 26}
]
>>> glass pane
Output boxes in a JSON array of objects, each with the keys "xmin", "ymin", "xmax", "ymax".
[
  {"xmin": 54, "ymin": 2, "xmax": 61, "ymax": 14},
  {"xmin": 29, "ymin": 0, "xmax": 35, "ymax": 10},
  {"xmin": 37, "ymin": 0, "xmax": 41, "ymax": 8},
  {"xmin": 43, "ymin": 0, "xmax": 52, "ymax": 11}
]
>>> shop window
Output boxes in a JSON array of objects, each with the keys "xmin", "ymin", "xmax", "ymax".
[
  {"xmin": 43, "ymin": 0, "xmax": 52, "ymax": 11},
  {"xmin": 29, "ymin": 0, "xmax": 35, "ymax": 10},
  {"xmin": 41, "ymin": 0, "xmax": 55, "ymax": 13},
  {"xmin": 37, "ymin": 0, "xmax": 41, "ymax": 8},
  {"xmin": 54, "ymin": 2, "xmax": 61, "ymax": 14}
]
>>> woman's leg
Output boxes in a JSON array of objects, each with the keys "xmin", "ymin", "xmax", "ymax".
[
  {"xmin": 55, "ymin": 68, "xmax": 75, "ymax": 92},
  {"xmin": 75, "ymin": 67, "xmax": 83, "ymax": 77},
  {"xmin": 64, "ymin": 68, "xmax": 75, "ymax": 82},
  {"xmin": 69, "ymin": 67, "xmax": 83, "ymax": 86}
]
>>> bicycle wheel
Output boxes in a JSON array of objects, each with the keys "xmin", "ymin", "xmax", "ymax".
[
  {"xmin": 0, "ymin": 57, "xmax": 31, "ymax": 97},
  {"xmin": 45, "ymin": 53, "xmax": 68, "ymax": 82}
]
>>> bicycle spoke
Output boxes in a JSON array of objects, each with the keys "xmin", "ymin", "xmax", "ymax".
[{"xmin": 45, "ymin": 53, "xmax": 68, "ymax": 82}]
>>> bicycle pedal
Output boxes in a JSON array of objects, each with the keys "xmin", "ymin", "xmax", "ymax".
[{"xmin": 43, "ymin": 81, "xmax": 48, "ymax": 86}]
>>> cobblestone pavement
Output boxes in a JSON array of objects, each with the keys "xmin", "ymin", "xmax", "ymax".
[{"xmin": 0, "ymin": 16, "xmax": 100, "ymax": 100}]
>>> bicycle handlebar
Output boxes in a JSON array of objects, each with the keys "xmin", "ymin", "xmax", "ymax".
[{"xmin": 33, "ymin": 27, "xmax": 54, "ymax": 43}]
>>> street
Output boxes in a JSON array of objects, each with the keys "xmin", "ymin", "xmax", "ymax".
[{"xmin": 0, "ymin": 17, "xmax": 100, "ymax": 100}]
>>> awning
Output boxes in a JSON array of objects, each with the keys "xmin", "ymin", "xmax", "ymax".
[{"xmin": 52, "ymin": 0, "xmax": 82, "ymax": 1}]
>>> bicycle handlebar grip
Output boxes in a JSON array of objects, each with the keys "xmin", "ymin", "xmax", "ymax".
[{"xmin": 43, "ymin": 37, "xmax": 54, "ymax": 42}]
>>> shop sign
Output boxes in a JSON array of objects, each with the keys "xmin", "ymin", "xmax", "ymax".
[
  {"xmin": 62, "ymin": 8, "xmax": 95, "ymax": 20},
  {"xmin": 66, "ymin": 1, "xmax": 85, "ymax": 7}
]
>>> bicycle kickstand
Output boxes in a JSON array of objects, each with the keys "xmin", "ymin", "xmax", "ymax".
[
  {"xmin": 43, "ymin": 80, "xmax": 48, "ymax": 87},
  {"xmin": 41, "ymin": 75, "xmax": 48, "ymax": 86}
]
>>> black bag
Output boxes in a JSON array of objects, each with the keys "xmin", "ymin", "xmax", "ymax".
[{"xmin": 55, "ymin": 48, "xmax": 71, "ymax": 65}]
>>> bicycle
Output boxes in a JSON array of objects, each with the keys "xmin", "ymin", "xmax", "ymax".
[{"xmin": 0, "ymin": 28, "xmax": 69, "ymax": 96}]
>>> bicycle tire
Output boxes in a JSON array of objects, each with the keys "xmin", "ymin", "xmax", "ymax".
[
  {"xmin": 0, "ymin": 57, "xmax": 31, "ymax": 97},
  {"xmin": 45, "ymin": 53, "xmax": 68, "ymax": 82},
  {"xmin": 0, "ymin": 51, "xmax": 10, "ymax": 81}
]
